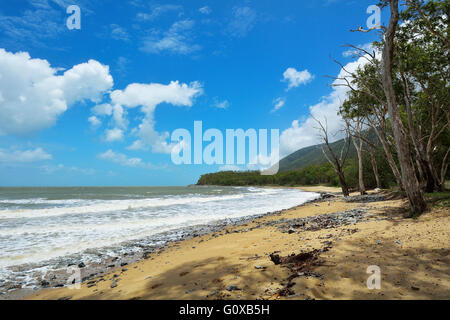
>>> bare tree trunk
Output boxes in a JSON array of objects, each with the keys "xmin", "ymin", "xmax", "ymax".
[
  {"xmin": 369, "ymin": 148, "xmax": 382, "ymax": 189},
  {"xmin": 337, "ymin": 169, "xmax": 350, "ymax": 197},
  {"xmin": 371, "ymin": 124, "xmax": 404, "ymax": 189},
  {"xmin": 351, "ymin": 136, "xmax": 366, "ymax": 195},
  {"xmin": 440, "ymin": 148, "xmax": 450, "ymax": 187},
  {"xmin": 313, "ymin": 116, "xmax": 351, "ymax": 197},
  {"xmin": 382, "ymin": 0, "xmax": 427, "ymax": 216},
  {"xmin": 401, "ymin": 71, "xmax": 437, "ymax": 192},
  {"xmin": 415, "ymin": 158, "xmax": 425, "ymax": 187}
]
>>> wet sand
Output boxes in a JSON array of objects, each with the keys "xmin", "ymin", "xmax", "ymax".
[{"xmin": 25, "ymin": 187, "xmax": 450, "ymax": 300}]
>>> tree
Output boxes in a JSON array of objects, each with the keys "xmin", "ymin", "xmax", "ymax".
[
  {"xmin": 312, "ymin": 115, "xmax": 351, "ymax": 196},
  {"xmin": 381, "ymin": 0, "xmax": 427, "ymax": 216},
  {"xmin": 396, "ymin": 0, "xmax": 450, "ymax": 191},
  {"xmin": 343, "ymin": 112, "xmax": 367, "ymax": 195},
  {"xmin": 334, "ymin": 59, "xmax": 405, "ymax": 190}
]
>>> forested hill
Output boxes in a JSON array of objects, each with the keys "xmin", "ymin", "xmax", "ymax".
[
  {"xmin": 278, "ymin": 138, "xmax": 356, "ymax": 172},
  {"xmin": 196, "ymin": 129, "xmax": 393, "ymax": 188}
]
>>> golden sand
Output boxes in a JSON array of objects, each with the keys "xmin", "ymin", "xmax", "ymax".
[{"xmin": 26, "ymin": 187, "xmax": 449, "ymax": 300}]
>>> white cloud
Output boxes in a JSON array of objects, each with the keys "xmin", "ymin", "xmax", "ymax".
[
  {"xmin": 100, "ymin": 80, "xmax": 202, "ymax": 153},
  {"xmin": 227, "ymin": 7, "xmax": 257, "ymax": 38},
  {"xmin": 271, "ymin": 97, "xmax": 286, "ymax": 113},
  {"xmin": 140, "ymin": 20, "xmax": 201, "ymax": 55},
  {"xmin": 213, "ymin": 99, "xmax": 230, "ymax": 109},
  {"xmin": 92, "ymin": 103, "xmax": 113, "ymax": 116},
  {"xmin": 0, "ymin": 49, "xmax": 113, "ymax": 136},
  {"xmin": 110, "ymin": 80, "xmax": 202, "ymax": 111},
  {"xmin": 137, "ymin": 4, "xmax": 183, "ymax": 21},
  {"xmin": 0, "ymin": 147, "xmax": 52, "ymax": 163},
  {"xmin": 98, "ymin": 150, "xmax": 146, "ymax": 168},
  {"xmin": 88, "ymin": 116, "xmax": 101, "ymax": 127},
  {"xmin": 199, "ymin": 6, "xmax": 212, "ymax": 15},
  {"xmin": 342, "ymin": 43, "xmax": 374, "ymax": 58},
  {"xmin": 105, "ymin": 128, "xmax": 124, "ymax": 142},
  {"xmin": 41, "ymin": 163, "xmax": 95, "ymax": 175},
  {"xmin": 219, "ymin": 165, "xmax": 243, "ymax": 172},
  {"xmin": 282, "ymin": 67, "xmax": 314, "ymax": 90},
  {"xmin": 280, "ymin": 55, "xmax": 370, "ymax": 157},
  {"xmin": 110, "ymin": 24, "xmax": 130, "ymax": 41}
]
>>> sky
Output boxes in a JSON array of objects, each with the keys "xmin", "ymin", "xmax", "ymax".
[{"xmin": 0, "ymin": 0, "xmax": 385, "ymax": 186}]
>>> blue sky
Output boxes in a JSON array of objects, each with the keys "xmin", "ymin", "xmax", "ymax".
[{"xmin": 0, "ymin": 0, "xmax": 384, "ymax": 186}]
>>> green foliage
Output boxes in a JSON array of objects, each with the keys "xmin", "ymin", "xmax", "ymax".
[{"xmin": 197, "ymin": 146, "xmax": 397, "ymax": 188}]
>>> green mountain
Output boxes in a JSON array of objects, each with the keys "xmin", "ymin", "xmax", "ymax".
[{"xmin": 278, "ymin": 138, "xmax": 357, "ymax": 172}]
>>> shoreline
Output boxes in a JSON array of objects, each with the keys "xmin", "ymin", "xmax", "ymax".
[
  {"xmin": 0, "ymin": 186, "xmax": 322, "ymax": 300},
  {"xmin": 16, "ymin": 186, "xmax": 450, "ymax": 300}
]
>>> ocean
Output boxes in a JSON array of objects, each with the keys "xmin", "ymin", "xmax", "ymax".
[{"xmin": 0, "ymin": 186, "xmax": 319, "ymax": 293}]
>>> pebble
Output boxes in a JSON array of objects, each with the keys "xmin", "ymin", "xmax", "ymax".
[{"xmin": 227, "ymin": 285, "xmax": 240, "ymax": 291}]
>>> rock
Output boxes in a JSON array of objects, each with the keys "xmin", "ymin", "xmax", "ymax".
[
  {"xmin": 78, "ymin": 262, "xmax": 86, "ymax": 268},
  {"xmin": 376, "ymin": 240, "xmax": 382, "ymax": 245},
  {"xmin": 320, "ymin": 193, "xmax": 336, "ymax": 199},
  {"xmin": 58, "ymin": 296, "xmax": 72, "ymax": 301},
  {"xmin": 40, "ymin": 280, "xmax": 50, "ymax": 287},
  {"xmin": 208, "ymin": 290, "xmax": 217, "ymax": 297},
  {"xmin": 395, "ymin": 240, "xmax": 402, "ymax": 245},
  {"xmin": 226, "ymin": 285, "xmax": 240, "ymax": 291},
  {"xmin": 254, "ymin": 265, "xmax": 265, "ymax": 270},
  {"xmin": 110, "ymin": 281, "xmax": 118, "ymax": 288},
  {"xmin": 120, "ymin": 262, "xmax": 128, "ymax": 267},
  {"xmin": 411, "ymin": 286, "xmax": 420, "ymax": 291},
  {"xmin": 288, "ymin": 228, "xmax": 296, "ymax": 234}
]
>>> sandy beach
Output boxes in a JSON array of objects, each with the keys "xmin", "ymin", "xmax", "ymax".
[{"xmin": 25, "ymin": 186, "xmax": 450, "ymax": 300}]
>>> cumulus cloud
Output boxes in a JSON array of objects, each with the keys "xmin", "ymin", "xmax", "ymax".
[
  {"xmin": 0, "ymin": 147, "xmax": 52, "ymax": 163},
  {"xmin": 279, "ymin": 56, "xmax": 370, "ymax": 157},
  {"xmin": 96, "ymin": 80, "xmax": 202, "ymax": 153},
  {"xmin": 140, "ymin": 20, "xmax": 201, "ymax": 55},
  {"xmin": 0, "ymin": 49, "xmax": 113, "ymax": 136},
  {"xmin": 213, "ymin": 98, "xmax": 230, "ymax": 109},
  {"xmin": 271, "ymin": 97, "xmax": 286, "ymax": 113},
  {"xmin": 98, "ymin": 150, "xmax": 146, "ymax": 168},
  {"xmin": 105, "ymin": 128, "xmax": 124, "ymax": 142},
  {"xmin": 92, "ymin": 103, "xmax": 113, "ymax": 116},
  {"xmin": 342, "ymin": 43, "xmax": 374, "ymax": 58},
  {"xmin": 282, "ymin": 67, "xmax": 314, "ymax": 90},
  {"xmin": 110, "ymin": 80, "xmax": 202, "ymax": 111},
  {"xmin": 88, "ymin": 116, "xmax": 101, "ymax": 127}
]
